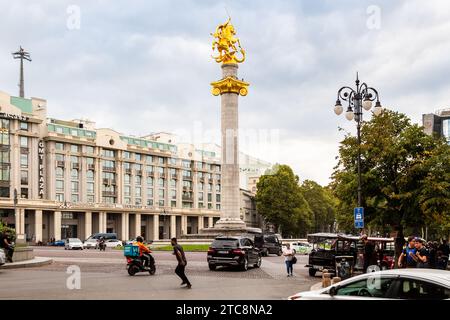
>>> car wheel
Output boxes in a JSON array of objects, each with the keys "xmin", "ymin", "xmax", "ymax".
[
  {"xmin": 149, "ymin": 265, "xmax": 156, "ymax": 275},
  {"xmin": 276, "ymin": 250, "xmax": 282, "ymax": 256},
  {"xmin": 240, "ymin": 257, "xmax": 249, "ymax": 271},
  {"xmin": 208, "ymin": 264, "xmax": 216, "ymax": 271},
  {"xmin": 254, "ymin": 255, "xmax": 262, "ymax": 268},
  {"xmin": 309, "ymin": 268, "xmax": 317, "ymax": 277},
  {"xmin": 128, "ymin": 265, "xmax": 139, "ymax": 276}
]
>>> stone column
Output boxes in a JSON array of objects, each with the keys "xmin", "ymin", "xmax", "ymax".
[
  {"xmin": 121, "ymin": 213, "xmax": 129, "ymax": 241},
  {"xmin": 85, "ymin": 211, "xmax": 92, "ymax": 239},
  {"xmin": 198, "ymin": 215, "xmax": 204, "ymax": 231},
  {"xmin": 135, "ymin": 213, "xmax": 141, "ymax": 238},
  {"xmin": 35, "ymin": 210, "xmax": 43, "ymax": 243},
  {"xmin": 170, "ymin": 215, "xmax": 176, "ymax": 239},
  {"xmin": 99, "ymin": 212, "xmax": 107, "ymax": 233},
  {"xmin": 15, "ymin": 208, "xmax": 25, "ymax": 237},
  {"xmin": 215, "ymin": 63, "xmax": 246, "ymax": 229},
  {"xmin": 208, "ymin": 216, "xmax": 214, "ymax": 229},
  {"xmin": 54, "ymin": 211, "xmax": 61, "ymax": 241},
  {"xmin": 153, "ymin": 214, "xmax": 159, "ymax": 241},
  {"xmin": 181, "ymin": 215, "xmax": 188, "ymax": 235}
]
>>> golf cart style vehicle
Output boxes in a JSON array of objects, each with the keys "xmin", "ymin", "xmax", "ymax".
[{"xmin": 306, "ymin": 233, "xmax": 395, "ymax": 278}]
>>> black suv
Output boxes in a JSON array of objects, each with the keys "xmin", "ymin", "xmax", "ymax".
[
  {"xmin": 207, "ymin": 236, "xmax": 262, "ymax": 271},
  {"xmin": 253, "ymin": 233, "xmax": 283, "ymax": 256}
]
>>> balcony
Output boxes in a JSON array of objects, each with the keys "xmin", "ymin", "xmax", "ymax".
[
  {"xmin": 159, "ymin": 173, "xmax": 166, "ymax": 179},
  {"xmin": 71, "ymin": 163, "xmax": 80, "ymax": 169},
  {"xmin": 136, "ymin": 170, "xmax": 143, "ymax": 176},
  {"xmin": 147, "ymin": 171, "xmax": 154, "ymax": 177},
  {"xmin": 102, "ymin": 191, "xmax": 117, "ymax": 197},
  {"xmin": 171, "ymin": 174, "xmax": 178, "ymax": 179},
  {"xmin": 208, "ymin": 179, "xmax": 214, "ymax": 184},
  {"xmin": 183, "ymin": 176, "xmax": 192, "ymax": 181},
  {"xmin": 20, "ymin": 178, "xmax": 28, "ymax": 185},
  {"xmin": 182, "ymin": 186, "xmax": 193, "ymax": 192},
  {"xmin": 102, "ymin": 166, "xmax": 116, "ymax": 172},
  {"xmin": 87, "ymin": 164, "xmax": 95, "ymax": 170},
  {"xmin": 199, "ymin": 177, "xmax": 205, "ymax": 183},
  {"xmin": 102, "ymin": 178, "xmax": 116, "ymax": 185},
  {"xmin": 56, "ymin": 161, "xmax": 65, "ymax": 168},
  {"xmin": 125, "ymin": 168, "xmax": 132, "ymax": 174},
  {"xmin": 217, "ymin": 179, "xmax": 221, "ymax": 184},
  {"xmin": 182, "ymin": 195, "xmax": 193, "ymax": 201}
]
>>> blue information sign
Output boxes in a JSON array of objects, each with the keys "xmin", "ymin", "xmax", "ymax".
[{"xmin": 354, "ymin": 207, "xmax": 364, "ymax": 229}]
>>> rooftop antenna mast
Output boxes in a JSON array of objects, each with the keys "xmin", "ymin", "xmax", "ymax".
[{"xmin": 12, "ymin": 46, "xmax": 32, "ymax": 98}]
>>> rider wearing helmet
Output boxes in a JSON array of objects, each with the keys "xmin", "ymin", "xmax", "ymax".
[{"xmin": 134, "ymin": 236, "xmax": 153, "ymax": 269}]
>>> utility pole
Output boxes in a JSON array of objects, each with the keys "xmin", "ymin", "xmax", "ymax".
[{"xmin": 12, "ymin": 46, "xmax": 32, "ymax": 98}]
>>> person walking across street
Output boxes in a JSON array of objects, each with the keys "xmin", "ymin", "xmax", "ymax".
[
  {"xmin": 398, "ymin": 236, "xmax": 417, "ymax": 268},
  {"xmin": 282, "ymin": 243, "xmax": 295, "ymax": 277},
  {"xmin": 171, "ymin": 238, "xmax": 191, "ymax": 289},
  {"xmin": 414, "ymin": 238, "xmax": 429, "ymax": 268}
]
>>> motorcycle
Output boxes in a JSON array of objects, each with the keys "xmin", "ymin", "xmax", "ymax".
[
  {"xmin": 98, "ymin": 240, "xmax": 106, "ymax": 251},
  {"xmin": 126, "ymin": 254, "xmax": 156, "ymax": 276}
]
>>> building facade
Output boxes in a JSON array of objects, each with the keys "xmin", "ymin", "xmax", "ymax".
[
  {"xmin": 423, "ymin": 109, "xmax": 450, "ymax": 144},
  {"xmin": 0, "ymin": 90, "xmax": 268, "ymax": 243}
]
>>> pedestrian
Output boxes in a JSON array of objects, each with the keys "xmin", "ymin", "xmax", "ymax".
[
  {"xmin": 398, "ymin": 236, "xmax": 417, "ymax": 268},
  {"xmin": 171, "ymin": 238, "xmax": 191, "ymax": 289},
  {"xmin": 282, "ymin": 243, "xmax": 295, "ymax": 277},
  {"xmin": 414, "ymin": 238, "xmax": 429, "ymax": 268},
  {"xmin": 1, "ymin": 230, "xmax": 14, "ymax": 263},
  {"xmin": 361, "ymin": 235, "xmax": 376, "ymax": 272},
  {"xmin": 427, "ymin": 241, "xmax": 437, "ymax": 269}
]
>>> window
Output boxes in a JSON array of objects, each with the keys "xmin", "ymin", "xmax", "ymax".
[
  {"xmin": 158, "ymin": 167, "xmax": 164, "ymax": 175},
  {"xmin": 56, "ymin": 180, "xmax": 64, "ymax": 191},
  {"xmin": 158, "ymin": 199, "xmax": 165, "ymax": 207},
  {"xmin": 216, "ymin": 184, "xmax": 221, "ymax": 192},
  {"xmin": 71, "ymin": 169, "xmax": 79, "ymax": 179},
  {"xmin": 70, "ymin": 144, "xmax": 80, "ymax": 153},
  {"xmin": 71, "ymin": 194, "xmax": 79, "ymax": 203},
  {"xmin": 20, "ymin": 188, "xmax": 28, "ymax": 199},
  {"xmin": 158, "ymin": 157, "xmax": 165, "ymax": 165},
  {"xmin": 183, "ymin": 180, "xmax": 192, "ymax": 188},
  {"xmin": 20, "ymin": 154, "xmax": 28, "ymax": 168},
  {"xmin": 86, "ymin": 170, "xmax": 94, "ymax": 181},
  {"xmin": 123, "ymin": 151, "xmax": 131, "ymax": 159},
  {"xmin": 208, "ymin": 193, "xmax": 212, "ymax": 202},
  {"xmin": 102, "ymin": 149, "xmax": 115, "ymax": 158},
  {"xmin": 335, "ymin": 278, "xmax": 396, "ymax": 298},
  {"xmin": 20, "ymin": 122, "xmax": 29, "ymax": 131},
  {"xmin": 56, "ymin": 127, "xmax": 63, "ymax": 134},
  {"xmin": 124, "ymin": 186, "xmax": 131, "ymax": 197},
  {"xmin": 0, "ymin": 150, "xmax": 10, "ymax": 164},
  {"xmin": 146, "ymin": 165, "xmax": 154, "ymax": 173},
  {"xmin": 56, "ymin": 193, "xmax": 64, "ymax": 202},
  {"xmin": 170, "ymin": 179, "xmax": 176, "ymax": 188},
  {"xmin": 158, "ymin": 178, "xmax": 165, "ymax": 187},
  {"xmin": 20, "ymin": 136, "xmax": 28, "ymax": 148},
  {"xmin": 169, "ymin": 158, "xmax": 177, "ymax": 165},
  {"xmin": 135, "ymin": 176, "xmax": 142, "ymax": 185},
  {"xmin": 182, "ymin": 160, "xmax": 191, "ymax": 168},
  {"xmin": 397, "ymin": 279, "xmax": 450, "ymax": 300},
  {"xmin": 159, "ymin": 189, "xmax": 165, "ymax": 198},
  {"xmin": 198, "ymin": 193, "xmax": 204, "ymax": 201},
  {"xmin": 171, "ymin": 190, "xmax": 176, "ymax": 200},
  {"xmin": 146, "ymin": 155, "xmax": 153, "ymax": 163},
  {"xmin": 87, "ymin": 195, "xmax": 95, "ymax": 203},
  {"xmin": 199, "ymin": 183, "xmax": 204, "ymax": 191},
  {"xmin": 86, "ymin": 157, "xmax": 94, "ymax": 165},
  {"xmin": 135, "ymin": 163, "xmax": 142, "ymax": 171},
  {"xmin": 147, "ymin": 199, "xmax": 153, "ymax": 206},
  {"xmin": 135, "ymin": 187, "xmax": 142, "ymax": 197},
  {"xmin": 56, "ymin": 154, "xmax": 64, "ymax": 162},
  {"xmin": 124, "ymin": 174, "xmax": 131, "ymax": 184},
  {"xmin": 71, "ymin": 181, "xmax": 79, "ymax": 192},
  {"xmin": 56, "ymin": 167, "xmax": 64, "ymax": 178},
  {"xmin": 216, "ymin": 204, "xmax": 221, "ymax": 210},
  {"xmin": 135, "ymin": 198, "xmax": 142, "ymax": 205},
  {"xmin": 216, "ymin": 194, "xmax": 221, "ymax": 202},
  {"xmin": 147, "ymin": 188, "xmax": 153, "ymax": 198},
  {"xmin": 199, "ymin": 202, "xmax": 204, "ymax": 208},
  {"xmin": 196, "ymin": 162, "xmax": 203, "ymax": 170},
  {"xmin": 87, "ymin": 182, "xmax": 94, "ymax": 194},
  {"xmin": 182, "ymin": 170, "xmax": 191, "ymax": 178},
  {"xmin": 208, "ymin": 203, "xmax": 213, "ymax": 209},
  {"xmin": 124, "ymin": 197, "xmax": 131, "ymax": 204},
  {"xmin": 124, "ymin": 162, "xmax": 132, "ymax": 170},
  {"xmin": 85, "ymin": 146, "xmax": 94, "ymax": 154},
  {"xmin": 146, "ymin": 177, "xmax": 153, "ymax": 186},
  {"xmin": 135, "ymin": 153, "xmax": 142, "ymax": 162},
  {"xmin": 71, "ymin": 156, "xmax": 79, "ymax": 164},
  {"xmin": 208, "ymin": 184, "xmax": 212, "ymax": 191},
  {"xmin": 171, "ymin": 201, "xmax": 177, "ymax": 208},
  {"xmin": 55, "ymin": 142, "xmax": 64, "ymax": 150},
  {"xmin": 20, "ymin": 171, "xmax": 28, "ymax": 185}
]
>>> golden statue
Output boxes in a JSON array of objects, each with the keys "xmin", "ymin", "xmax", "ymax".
[{"xmin": 211, "ymin": 18, "xmax": 246, "ymax": 64}]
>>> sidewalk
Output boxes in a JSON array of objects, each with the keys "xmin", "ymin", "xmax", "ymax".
[{"xmin": 0, "ymin": 257, "xmax": 53, "ymax": 269}]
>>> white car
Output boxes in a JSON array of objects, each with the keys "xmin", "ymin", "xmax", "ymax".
[
  {"xmin": 83, "ymin": 238, "xmax": 99, "ymax": 249},
  {"xmin": 288, "ymin": 269, "xmax": 450, "ymax": 300},
  {"xmin": 104, "ymin": 239, "xmax": 123, "ymax": 248},
  {"xmin": 291, "ymin": 242, "xmax": 313, "ymax": 255},
  {"xmin": 0, "ymin": 248, "xmax": 6, "ymax": 266},
  {"xmin": 65, "ymin": 238, "xmax": 84, "ymax": 250}
]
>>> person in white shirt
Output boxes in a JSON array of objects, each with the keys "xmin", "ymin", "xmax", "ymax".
[{"xmin": 283, "ymin": 243, "xmax": 295, "ymax": 277}]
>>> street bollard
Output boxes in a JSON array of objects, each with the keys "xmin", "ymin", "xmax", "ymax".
[
  {"xmin": 332, "ymin": 277, "xmax": 341, "ymax": 285},
  {"xmin": 322, "ymin": 273, "xmax": 332, "ymax": 288}
]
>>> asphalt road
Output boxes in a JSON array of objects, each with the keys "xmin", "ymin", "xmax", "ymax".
[{"xmin": 0, "ymin": 247, "xmax": 317, "ymax": 300}]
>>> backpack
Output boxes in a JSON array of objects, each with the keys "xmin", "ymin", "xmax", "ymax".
[{"xmin": 291, "ymin": 256, "xmax": 297, "ymax": 264}]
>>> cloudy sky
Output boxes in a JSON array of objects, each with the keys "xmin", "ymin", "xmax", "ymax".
[{"xmin": 1, "ymin": 0, "xmax": 449, "ymax": 186}]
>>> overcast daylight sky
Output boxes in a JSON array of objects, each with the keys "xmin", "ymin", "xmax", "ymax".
[{"xmin": 0, "ymin": 0, "xmax": 449, "ymax": 186}]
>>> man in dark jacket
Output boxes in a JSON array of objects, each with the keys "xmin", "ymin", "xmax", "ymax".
[{"xmin": 171, "ymin": 238, "xmax": 191, "ymax": 289}]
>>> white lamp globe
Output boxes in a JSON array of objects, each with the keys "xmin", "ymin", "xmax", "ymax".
[
  {"xmin": 345, "ymin": 110, "xmax": 354, "ymax": 121},
  {"xmin": 362, "ymin": 99, "xmax": 373, "ymax": 111},
  {"xmin": 373, "ymin": 102, "xmax": 383, "ymax": 116},
  {"xmin": 334, "ymin": 104, "xmax": 343, "ymax": 116}
]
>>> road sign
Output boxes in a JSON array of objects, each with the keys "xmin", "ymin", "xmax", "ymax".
[{"xmin": 354, "ymin": 207, "xmax": 364, "ymax": 229}]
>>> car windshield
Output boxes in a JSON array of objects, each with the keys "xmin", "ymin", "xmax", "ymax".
[
  {"xmin": 69, "ymin": 239, "xmax": 82, "ymax": 243},
  {"xmin": 264, "ymin": 236, "xmax": 278, "ymax": 243},
  {"xmin": 212, "ymin": 239, "xmax": 239, "ymax": 248}
]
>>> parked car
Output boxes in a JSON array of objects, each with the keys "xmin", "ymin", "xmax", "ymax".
[
  {"xmin": 104, "ymin": 239, "xmax": 123, "ymax": 248},
  {"xmin": 288, "ymin": 269, "xmax": 450, "ymax": 300},
  {"xmin": 252, "ymin": 233, "xmax": 283, "ymax": 256},
  {"xmin": 291, "ymin": 242, "xmax": 313, "ymax": 255},
  {"xmin": 207, "ymin": 236, "xmax": 262, "ymax": 271},
  {"xmin": 83, "ymin": 238, "xmax": 99, "ymax": 249},
  {"xmin": 65, "ymin": 238, "xmax": 84, "ymax": 250},
  {"xmin": 0, "ymin": 248, "xmax": 6, "ymax": 266},
  {"xmin": 52, "ymin": 240, "xmax": 65, "ymax": 247},
  {"xmin": 87, "ymin": 233, "xmax": 118, "ymax": 240}
]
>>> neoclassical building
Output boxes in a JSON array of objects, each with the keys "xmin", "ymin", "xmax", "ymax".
[{"xmin": 0, "ymin": 90, "xmax": 264, "ymax": 243}]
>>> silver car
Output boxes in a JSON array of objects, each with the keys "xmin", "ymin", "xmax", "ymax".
[
  {"xmin": 0, "ymin": 248, "xmax": 6, "ymax": 266},
  {"xmin": 288, "ymin": 269, "xmax": 450, "ymax": 300},
  {"xmin": 65, "ymin": 238, "xmax": 84, "ymax": 250}
]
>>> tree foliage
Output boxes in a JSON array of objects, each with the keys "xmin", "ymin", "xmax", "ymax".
[
  {"xmin": 330, "ymin": 110, "xmax": 450, "ymax": 239},
  {"xmin": 256, "ymin": 164, "xmax": 312, "ymax": 237}
]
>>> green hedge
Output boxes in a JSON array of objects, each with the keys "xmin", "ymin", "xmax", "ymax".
[{"xmin": 0, "ymin": 221, "xmax": 16, "ymax": 241}]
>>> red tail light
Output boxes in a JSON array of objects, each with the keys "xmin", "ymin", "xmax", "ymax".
[
  {"xmin": 126, "ymin": 257, "xmax": 132, "ymax": 263},
  {"xmin": 232, "ymin": 249, "xmax": 244, "ymax": 255},
  {"xmin": 207, "ymin": 247, "xmax": 216, "ymax": 254}
]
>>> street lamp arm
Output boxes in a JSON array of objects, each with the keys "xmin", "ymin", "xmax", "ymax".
[
  {"xmin": 361, "ymin": 86, "xmax": 380, "ymax": 102},
  {"xmin": 337, "ymin": 86, "xmax": 356, "ymax": 102}
]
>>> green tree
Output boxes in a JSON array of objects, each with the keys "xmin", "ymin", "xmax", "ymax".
[
  {"xmin": 331, "ymin": 110, "xmax": 450, "ymax": 254},
  {"xmin": 300, "ymin": 180, "xmax": 336, "ymax": 233},
  {"xmin": 256, "ymin": 164, "xmax": 312, "ymax": 237}
]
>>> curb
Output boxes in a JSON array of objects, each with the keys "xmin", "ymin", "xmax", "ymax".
[{"xmin": 0, "ymin": 257, "xmax": 53, "ymax": 269}]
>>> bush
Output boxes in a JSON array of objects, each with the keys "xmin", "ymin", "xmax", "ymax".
[{"xmin": 0, "ymin": 221, "xmax": 16, "ymax": 242}]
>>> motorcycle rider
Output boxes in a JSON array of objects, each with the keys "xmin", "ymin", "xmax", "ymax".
[
  {"xmin": 134, "ymin": 236, "xmax": 154, "ymax": 270},
  {"xmin": 99, "ymin": 236, "xmax": 106, "ymax": 250}
]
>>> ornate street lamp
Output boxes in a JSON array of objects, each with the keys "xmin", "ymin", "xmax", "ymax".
[{"xmin": 333, "ymin": 73, "xmax": 383, "ymax": 208}]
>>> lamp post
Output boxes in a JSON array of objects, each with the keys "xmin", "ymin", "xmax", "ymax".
[{"xmin": 333, "ymin": 73, "xmax": 383, "ymax": 209}]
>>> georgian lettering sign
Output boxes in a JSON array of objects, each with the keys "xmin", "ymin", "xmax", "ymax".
[
  {"xmin": 0, "ymin": 112, "xmax": 29, "ymax": 121},
  {"xmin": 38, "ymin": 140, "xmax": 45, "ymax": 198}
]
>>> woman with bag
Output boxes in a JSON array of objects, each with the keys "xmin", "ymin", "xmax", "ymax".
[{"xmin": 282, "ymin": 243, "xmax": 296, "ymax": 277}]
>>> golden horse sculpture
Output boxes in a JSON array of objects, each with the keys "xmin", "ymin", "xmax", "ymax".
[{"xmin": 211, "ymin": 18, "xmax": 246, "ymax": 64}]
